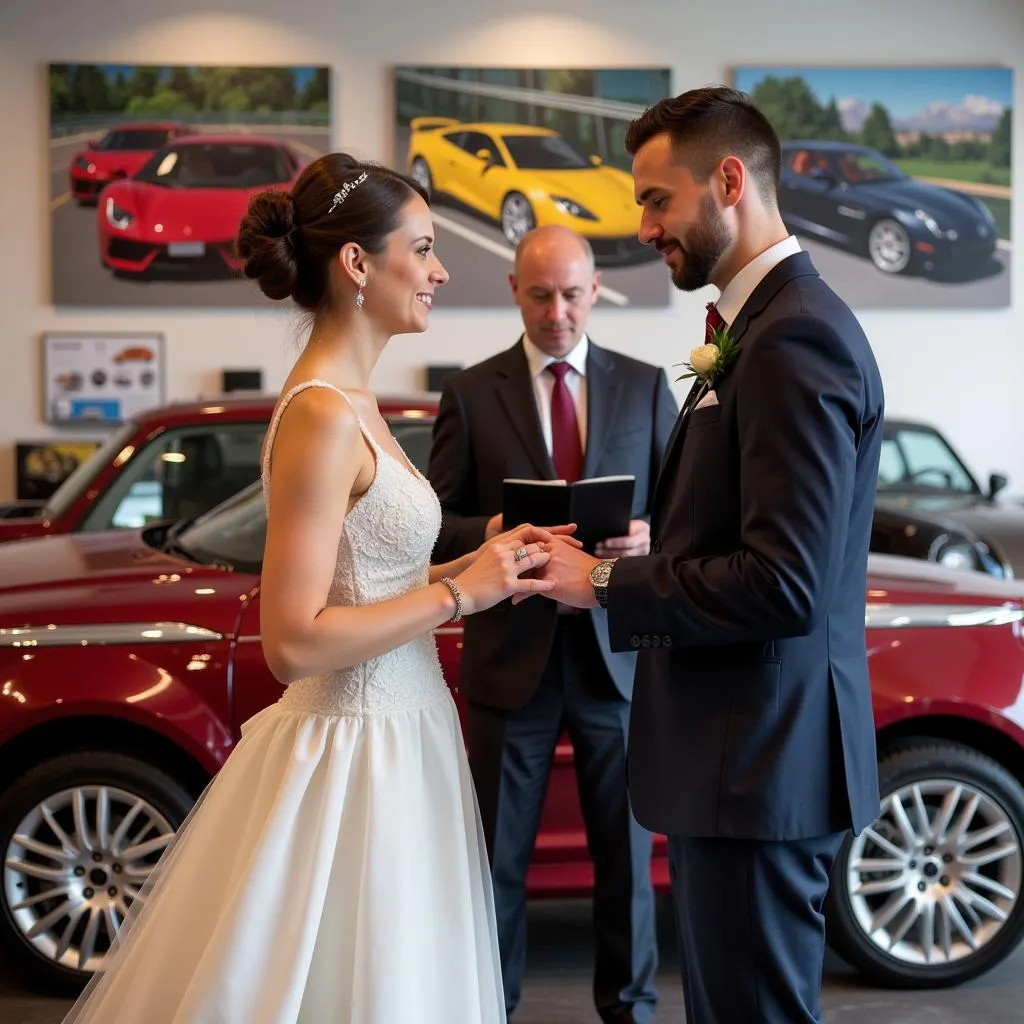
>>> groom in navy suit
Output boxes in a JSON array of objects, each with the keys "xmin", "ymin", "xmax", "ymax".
[{"xmin": 535, "ymin": 87, "xmax": 884, "ymax": 1023}]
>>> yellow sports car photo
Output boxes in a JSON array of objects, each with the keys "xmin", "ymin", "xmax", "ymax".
[{"xmin": 406, "ymin": 118, "xmax": 651, "ymax": 264}]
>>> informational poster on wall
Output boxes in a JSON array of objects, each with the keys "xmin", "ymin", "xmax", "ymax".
[{"xmin": 42, "ymin": 331, "xmax": 165, "ymax": 424}]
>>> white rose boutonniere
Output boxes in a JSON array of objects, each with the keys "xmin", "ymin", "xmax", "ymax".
[{"xmin": 675, "ymin": 325, "xmax": 741, "ymax": 385}]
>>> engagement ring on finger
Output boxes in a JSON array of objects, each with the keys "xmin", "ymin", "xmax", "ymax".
[{"xmin": 513, "ymin": 546, "xmax": 528, "ymax": 562}]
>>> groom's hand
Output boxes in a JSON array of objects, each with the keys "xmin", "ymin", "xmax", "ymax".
[
  {"xmin": 595, "ymin": 519, "xmax": 650, "ymax": 558},
  {"xmin": 514, "ymin": 543, "xmax": 600, "ymax": 608}
]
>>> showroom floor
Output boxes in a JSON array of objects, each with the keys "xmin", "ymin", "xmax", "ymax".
[{"xmin": 2, "ymin": 898, "xmax": 1023, "ymax": 1023}]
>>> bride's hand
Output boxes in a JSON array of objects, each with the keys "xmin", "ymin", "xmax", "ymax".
[
  {"xmin": 477, "ymin": 522, "xmax": 581, "ymax": 558},
  {"xmin": 455, "ymin": 530, "xmax": 561, "ymax": 615}
]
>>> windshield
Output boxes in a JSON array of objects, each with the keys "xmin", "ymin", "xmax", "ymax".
[
  {"xmin": 502, "ymin": 135, "xmax": 590, "ymax": 170},
  {"xmin": 96, "ymin": 129, "xmax": 172, "ymax": 151},
  {"xmin": 134, "ymin": 143, "xmax": 291, "ymax": 189},
  {"xmin": 42, "ymin": 420, "xmax": 139, "ymax": 520},
  {"xmin": 170, "ymin": 416, "xmax": 436, "ymax": 572},
  {"xmin": 832, "ymin": 148, "xmax": 906, "ymax": 185},
  {"xmin": 176, "ymin": 482, "xmax": 266, "ymax": 571},
  {"xmin": 877, "ymin": 425, "xmax": 979, "ymax": 494}
]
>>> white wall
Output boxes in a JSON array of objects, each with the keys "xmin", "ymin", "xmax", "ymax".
[{"xmin": 0, "ymin": 0, "xmax": 1021, "ymax": 501}]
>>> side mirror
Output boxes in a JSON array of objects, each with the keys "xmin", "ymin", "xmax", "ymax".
[
  {"xmin": 589, "ymin": 154, "xmax": 603, "ymax": 167},
  {"xmin": 989, "ymin": 472, "xmax": 1009, "ymax": 498},
  {"xmin": 86, "ymin": 139, "xmax": 97, "ymax": 150},
  {"xmin": 475, "ymin": 149, "xmax": 492, "ymax": 162}
]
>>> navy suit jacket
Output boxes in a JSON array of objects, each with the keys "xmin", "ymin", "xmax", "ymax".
[
  {"xmin": 607, "ymin": 252, "xmax": 884, "ymax": 840},
  {"xmin": 428, "ymin": 338, "xmax": 678, "ymax": 709}
]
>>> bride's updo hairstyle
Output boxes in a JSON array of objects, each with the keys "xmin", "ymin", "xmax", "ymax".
[{"xmin": 236, "ymin": 153, "xmax": 428, "ymax": 312}]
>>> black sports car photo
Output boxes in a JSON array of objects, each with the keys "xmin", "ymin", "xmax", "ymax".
[{"xmin": 778, "ymin": 141, "xmax": 1000, "ymax": 277}]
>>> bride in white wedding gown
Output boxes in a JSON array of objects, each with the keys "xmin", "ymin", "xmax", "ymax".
[{"xmin": 62, "ymin": 154, "xmax": 576, "ymax": 1024}]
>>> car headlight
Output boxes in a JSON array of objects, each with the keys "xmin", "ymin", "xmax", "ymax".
[
  {"xmin": 551, "ymin": 196, "xmax": 598, "ymax": 221},
  {"xmin": 914, "ymin": 209, "xmax": 944, "ymax": 238},
  {"xmin": 105, "ymin": 196, "xmax": 134, "ymax": 230},
  {"xmin": 932, "ymin": 535, "xmax": 982, "ymax": 573}
]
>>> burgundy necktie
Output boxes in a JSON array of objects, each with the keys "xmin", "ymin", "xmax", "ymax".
[
  {"xmin": 705, "ymin": 301, "xmax": 727, "ymax": 344},
  {"xmin": 546, "ymin": 362, "xmax": 583, "ymax": 482}
]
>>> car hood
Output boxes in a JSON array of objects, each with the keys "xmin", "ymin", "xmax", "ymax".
[
  {"xmin": 81, "ymin": 150, "xmax": 153, "ymax": 176},
  {"xmin": 526, "ymin": 167, "xmax": 638, "ymax": 214},
  {"xmin": 877, "ymin": 492, "xmax": 1024, "ymax": 572},
  {"xmin": 867, "ymin": 552, "xmax": 1024, "ymax": 603},
  {"xmin": 0, "ymin": 518, "xmax": 50, "ymax": 543},
  {"xmin": 853, "ymin": 179, "xmax": 991, "ymax": 230},
  {"xmin": 110, "ymin": 181, "xmax": 273, "ymax": 240},
  {"xmin": 0, "ymin": 530, "xmax": 255, "ymax": 635}
]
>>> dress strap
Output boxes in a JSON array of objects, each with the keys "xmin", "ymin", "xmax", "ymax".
[{"xmin": 260, "ymin": 379, "xmax": 374, "ymax": 482}]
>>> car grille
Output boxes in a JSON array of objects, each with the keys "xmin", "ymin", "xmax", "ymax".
[{"xmin": 108, "ymin": 239, "xmax": 154, "ymax": 261}]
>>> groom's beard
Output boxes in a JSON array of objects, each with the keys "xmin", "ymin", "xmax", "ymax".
[{"xmin": 670, "ymin": 193, "xmax": 731, "ymax": 292}]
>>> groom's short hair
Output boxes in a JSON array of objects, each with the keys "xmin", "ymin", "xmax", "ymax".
[{"xmin": 625, "ymin": 86, "xmax": 781, "ymax": 207}]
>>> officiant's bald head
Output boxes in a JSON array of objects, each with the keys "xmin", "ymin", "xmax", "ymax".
[{"xmin": 509, "ymin": 226, "xmax": 601, "ymax": 359}]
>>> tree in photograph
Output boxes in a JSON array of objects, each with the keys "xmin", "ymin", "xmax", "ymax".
[
  {"xmin": 989, "ymin": 106, "xmax": 1011, "ymax": 167},
  {"xmin": 70, "ymin": 65, "xmax": 112, "ymax": 113},
  {"xmin": 298, "ymin": 68, "xmax": 329, "ymax": 110},
  {"xmin": 126, "ymin": 66, "xmax": 161, "ymax": 102},
  {"xmin": 748, "ymin": 76, "xmax": 827, "ymax": 140},
  {"xmin": 860, "ymin": 103, "xmax": 898, "ymax": 157}
]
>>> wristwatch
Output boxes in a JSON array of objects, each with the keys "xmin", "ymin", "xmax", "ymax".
[{"xmin": 589, "ymin": 558, "xmax": 619, "ymax": 608}]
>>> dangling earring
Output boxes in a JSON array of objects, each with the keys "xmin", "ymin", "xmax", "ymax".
[{"xmin": 355, "ymin": 278, "xmax": 366, "ymax": 309}]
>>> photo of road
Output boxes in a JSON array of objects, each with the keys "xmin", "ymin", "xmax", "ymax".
[
  {"xmin": 394, "ymin": 66, "xmax": 672, "ymax": 307},
  {"xmin": 49, "ymin": 63, "xmax": 330, "ymax": 308},
  {"xmin": 50, "ymin": 125, "xmax": 328, "ymax": 308},
  {"xmin": 734, "ymin": 65, "xmax": 1012, "ymax": 308}
]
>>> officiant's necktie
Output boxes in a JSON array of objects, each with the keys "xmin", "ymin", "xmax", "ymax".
[
  {"xmin": 546, "ymin": 361, "xmax": 583, "ymax": 483},
  {"xmin": 705, "ymin": 301, "xmax": 727, "ymax": 344}
]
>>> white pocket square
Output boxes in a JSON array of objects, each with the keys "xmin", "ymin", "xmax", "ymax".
[{"xmin": 694, "ymin": 390, "xmax": 719, "ymax": 411}]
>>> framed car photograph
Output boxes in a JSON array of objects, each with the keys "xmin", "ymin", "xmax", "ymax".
[
  {"xmin": 732, "ymin": 65, "xmax": 1012, "ymax": 309},
  {"xmin": 394, "ymin": 66, "xmax": 672, "ymax": 307},
  {"xmin": 48, "ymin": 63, "xmax": 331, "ymax": 309},
  {"xmin": 42, "ymin": 331, "xmax": 166, "ymax": 424}
]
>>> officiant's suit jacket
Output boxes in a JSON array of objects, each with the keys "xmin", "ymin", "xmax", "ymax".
[
  {"xmin": 429, "ymin": 337, "xmax": 678, "ymax": 711},
  {"xmin": 607, "ymin": 252, "xmax": 885, "ymax": 841}
]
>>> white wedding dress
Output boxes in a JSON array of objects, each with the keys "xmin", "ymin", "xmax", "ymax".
[{"xmin": 64, "ymin": 380, "xmax": 506, "ymax": 1023}]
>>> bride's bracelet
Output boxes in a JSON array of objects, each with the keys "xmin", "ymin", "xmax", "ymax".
[{"xmin": 439, "ymin": 577, "xmax": 463, "ymax": 623}]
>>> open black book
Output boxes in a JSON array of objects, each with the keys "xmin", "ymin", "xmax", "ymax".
[{"xmin": 502, "ymin": 475, "xmax": 636, "ymax": 554}]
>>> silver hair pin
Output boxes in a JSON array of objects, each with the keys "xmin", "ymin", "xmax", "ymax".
[{"xmin": 328, "ymin": 171, "xmax": 368, "ymax": 214}]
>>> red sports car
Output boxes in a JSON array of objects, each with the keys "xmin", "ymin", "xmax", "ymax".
[
  {"xmin": 2, "ymin": 465, "xmax": 1024, "ymax": 996},
  {"xmin": 68, "ymin": 122, "xmax": 193, "ymax": 204},
  {"xmin": 97, "ymin": 135, "xmax": 307, "ymax": 276},
  {"xmin": 0, "ymin": 394, "xmax": 440, "ymax": 546}
]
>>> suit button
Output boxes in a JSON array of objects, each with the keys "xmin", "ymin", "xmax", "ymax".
[
  {"xmin": 630, "ymin": 634, "xmax": 641, "ymax": 649},
  {"xmin": 663, "ymin": 635, "xmax": 673, "ymax": 648},
  {"xmin": 641, "ymin": 635, "xmax": 651, "ymax": 648},
  {"xmin": 653, "ymin": 539, "xmax": 662, "ymax": 553}
]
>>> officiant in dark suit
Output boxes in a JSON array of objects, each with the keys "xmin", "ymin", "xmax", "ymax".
[{"xmin": 427, "ymin": 225, "xmax": 677, "ymax": 1024}]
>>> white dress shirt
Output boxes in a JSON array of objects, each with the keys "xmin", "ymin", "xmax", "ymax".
[
  {"xmin": 715, "ymin": 235, "xmax": 802, "ymax": 328},
  {"xmin": 521, "ymin": 332, "xmax": 589, "ymax": 456}
]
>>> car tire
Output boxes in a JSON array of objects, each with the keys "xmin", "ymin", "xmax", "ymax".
[
  {"xmin": 501, "ymin": 192, "xmax": 536, "ymax": 246},
  {"xmin": 826, "ymin": 739, "xmax": 1024, "ymax": 988},
  {"xmin": 410, "ymin": 157, "xmax": 433, "ymax": 198},
  {"xmin": 867, "ymin": 218, "xmax": 912, "ymax": 274},
  {"xmin": 0, "ymin": 751, "xmax": 195, "ymax": 995}
]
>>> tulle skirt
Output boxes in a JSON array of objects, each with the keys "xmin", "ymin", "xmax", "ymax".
[{"xmin": 62, "ymin": 687, "xmax": 506, "ymax": 1023}]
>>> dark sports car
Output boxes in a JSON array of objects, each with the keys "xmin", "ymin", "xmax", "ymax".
[
  {"xmin": 778, "ymin": 141, "xmax": 999, "ymax": 276},
  {"xmin": 874, "ymin": 418, "xmax": 1024, "ymax": 578}
]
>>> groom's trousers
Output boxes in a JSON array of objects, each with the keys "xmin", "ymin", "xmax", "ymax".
[
  {"xmin": 467, "ymin": 613, "xmax": 659, "ymax": 1023},
  {"xmin": 667, "ymin": 830, "xmax": 846, "ymax": 1024}
]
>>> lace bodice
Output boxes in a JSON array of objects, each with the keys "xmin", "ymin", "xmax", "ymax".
[{"xmin": 261, "ymin": 380, "xmax": 449, "ymax": 716}]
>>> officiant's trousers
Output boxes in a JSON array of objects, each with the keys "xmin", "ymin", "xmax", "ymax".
[{"xmin": 467, "ymin": 613, "xmax": 659, "ymax": 1023}]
